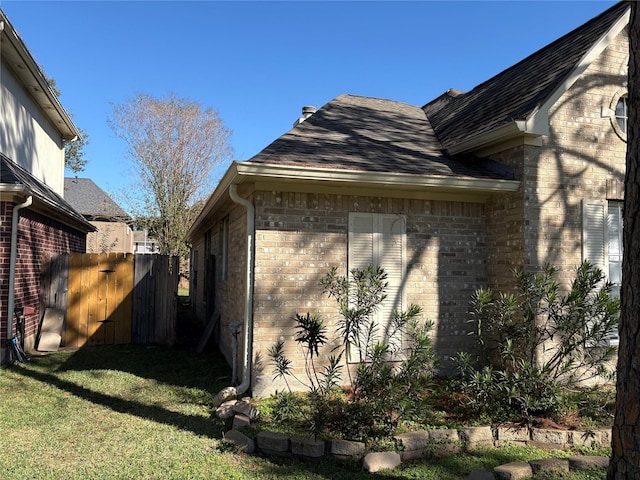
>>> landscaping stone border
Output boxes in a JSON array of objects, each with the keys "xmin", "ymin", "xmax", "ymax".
[{"xmin": 218, "ymin": 402, "xmax": 610, "ymax": 477}]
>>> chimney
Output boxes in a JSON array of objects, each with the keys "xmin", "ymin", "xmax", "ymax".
[{"xmin": 293, "ymin": 106, "xmax": 317, "ymax": 127}]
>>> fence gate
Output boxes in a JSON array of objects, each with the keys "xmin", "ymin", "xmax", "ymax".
[
  {"xmin": 41, "ymin": 253, "xmax": 177, "ymax": 347},
  {"xmin": 66, "ymin": 253, "xmax": 133, "ymax": 347}
]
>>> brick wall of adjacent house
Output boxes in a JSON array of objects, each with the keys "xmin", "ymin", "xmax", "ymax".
[
  {"xmin": 86, "ymin": 221, "xmax": 133, "ymax": 254},
  {"xmin": 0, "ymin": 202, "xmax": 86, "ymax": 358},
  {"xmin": 250, "ymin": 190, "xmax": 487, "ymax": 396}
]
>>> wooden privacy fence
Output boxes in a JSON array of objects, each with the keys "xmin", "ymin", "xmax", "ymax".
[{"xmin": 41, "ymin": 253, "xmax": 178, "ymax": 348}]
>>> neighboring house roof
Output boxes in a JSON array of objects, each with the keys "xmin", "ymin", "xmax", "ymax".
[
  {"xmin": 423, "ymin": 0, "xmax": 630, "ymax": 154},
  {"xmin": 248, "ymin": 94, "xmax": 512, "ymax": 181},
  {"xmin": 0, "ymin": 8, "xmax": 78, "ymax": 141},
  {"xmin": 0, "ymin": 153, "xmax": 95, "ymax": 232},
  {"xmin": 64, "ymin": 177, "xmax": 130, "ymax": 222}
]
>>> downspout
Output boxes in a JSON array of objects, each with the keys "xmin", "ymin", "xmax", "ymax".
[
  {"xmin": 228, "ymin": 184, "xmax": 255, "ymax": 396},
  {"xmin": 5, "ymin": 195, "xmax": 33, "ymax": 362}
]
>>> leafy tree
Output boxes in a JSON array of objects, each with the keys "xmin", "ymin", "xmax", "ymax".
[
  {"xmin": 608, "ymin": 2, "xmax": 640, "ymax": 477},
  {"xmin": 64, "ymin": 127, "xmax": 89, "ymax": 174},
  {"xmin": 108, "ymin": 93, "xmax": 232, "ymax": 257}
]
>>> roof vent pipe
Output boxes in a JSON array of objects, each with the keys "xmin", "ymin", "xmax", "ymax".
[
  {"xmin": 293, "ymin": 106, "xmax": 317, "ymax": 127},
  {"xmin": 302, "ymin": 106, "xmax": 316, "ymax": 118}
]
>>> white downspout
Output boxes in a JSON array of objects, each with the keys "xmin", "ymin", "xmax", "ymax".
[
  {"xmin": 228, "ymin": 184, "xmax": 254, "ymax": 395},
  {"xmin": 5, "ymin": 195, "xmax": 33, "ymax": 362}
]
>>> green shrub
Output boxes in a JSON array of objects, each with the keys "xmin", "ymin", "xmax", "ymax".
[
  {"xmin": 268, "ymin": 265, "xmax": 437, "ymax": 441},
  {"xmin": 455, "ymin": 261, "xmax": 619, "ymax": 422}
]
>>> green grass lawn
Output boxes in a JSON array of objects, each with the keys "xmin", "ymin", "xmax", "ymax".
[{"xmin": 0, "ymin": 345, "xmax": 608, "ymax": 479}]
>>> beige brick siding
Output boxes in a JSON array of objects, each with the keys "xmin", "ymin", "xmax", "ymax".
[
  {"xmin": 86, "ymin": 221, "xmax": 133, "ymax": 253},
  {"xmin": 251, "ymin": 191, "xmax": 487, "ymax": 395},
  {"xmin": 486, "ymin": 145, "xmax": 527, "ymax": 293},
  {"xmin": 534, "ymin": 31, "xmax": 627, "ymax": 283},
  {"xmin": 191, "ymin": 200, "xmax": 248, "ymax": 368}
]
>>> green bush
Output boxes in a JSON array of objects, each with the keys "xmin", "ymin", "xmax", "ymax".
[
  {"xmin": 268, "ymin": 265, "xmax": 437, "ymax": 441},
  {"xmin": 455, "ymin": 261, "xmax": 619, "ymax": 422}
]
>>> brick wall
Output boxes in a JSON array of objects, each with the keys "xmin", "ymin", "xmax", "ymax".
[
  {"xmin": 484, "ymin": 32, "xmax": 627, "ymax": 294},
  {"xmin": 485, "ymin": 145, "xmax": 527, "ymax": 293},
  {"xmin": 191, "ymin": 200, "xmax": 248, "ymax": 368},
  {"xmin": 0, "ymin": 202, "xmax": 86, "ymax": 357},
  {"xmin": 250, "ymin": 191, "xmax": 487, "ymax": 395},
  {"xmin": 532, "ymin": 31, "xmax": 626, "ymax": 284}
]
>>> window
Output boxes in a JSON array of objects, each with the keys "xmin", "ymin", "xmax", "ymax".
[
  {"xmin": 608, "ymin": 91, "xmax": 628, "ymax": 141},
  {"xmin": 615, "ymin": 95, "xmax": 628, "ymax": 134},
  {"xmin": 582, "ymin": 199, "xmax": 622, "ymax": 346},
  {"xmin": 348, "ymin": 212, "xmax": 406, "ymax": 351},
  {"xmin": 221, "ymin": 217, "xmax": 229, "ymax": 281}
]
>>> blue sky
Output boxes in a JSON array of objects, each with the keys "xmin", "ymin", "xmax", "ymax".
[{"xmin": 1, "ymin": 0, "xmax": 617, "ymax": 210}]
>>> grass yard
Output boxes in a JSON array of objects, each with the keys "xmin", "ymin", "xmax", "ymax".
[{"xmin": 0, "ymin": 345, "xmax": 609, "ymax": 479}]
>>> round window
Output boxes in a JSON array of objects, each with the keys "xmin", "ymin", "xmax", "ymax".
[
  {"xmin": 610, "ymin": 91, "xmax": 628, "ymax": 141},
  {"xmin": 615, "ymin": 95, "xmax": 627, "ymax": 133}
]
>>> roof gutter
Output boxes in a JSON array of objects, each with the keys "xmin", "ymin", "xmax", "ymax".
[
  {"xmin": 234, "ymin": 161, "xmax": 521, "ymax": 192},
  {"xmin": 5, "ymin": 195, "xmax": 32, "ymax": 363}
]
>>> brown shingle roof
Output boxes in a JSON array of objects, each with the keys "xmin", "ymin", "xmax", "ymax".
[
  {"xmin": 64, "ymin": 177, "xmax": 130, "ymax": 221},
  {"xmin": 423, "ymin": 1, "xmax": 629, "ymax": 150},
  {"xmin": 247, "ymin": 94, "xmax": 511, "ymax": 180}
]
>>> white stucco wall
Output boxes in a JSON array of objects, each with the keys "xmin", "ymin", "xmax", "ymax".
[{"xmin": 0, "ymin": 61, "xmax": 66, "ymax": 195}]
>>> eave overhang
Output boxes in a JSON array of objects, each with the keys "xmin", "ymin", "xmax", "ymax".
[
  {"xmin": 0, "ymin": 10, "xmax": 79, "ymax": 141},
  {"xmin": 447, "ymin": 120, "xmax": 542, "ymax": 155},
  {"xmin": 0, "ymin": 184, "xmax": 96, "ymax": 233},
  {"xmin": 187, "ymin": 161, "xmax": 521, "ymax": 241}
]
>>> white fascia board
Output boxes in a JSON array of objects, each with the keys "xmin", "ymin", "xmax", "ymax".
[
  {"xmin": 527, "ymin": 7, "xmax": 630, "ymax": 136},
  {"xmin": 0, "ymin": 184, "xmax": 30, "ymax": 201},
  {"xmin": 234, "ymin": 162, "xmax": 520, "ymax": 193},
  {"xmin": 0, "ymin": 183, "xmax": 95, "ymax": 232}
]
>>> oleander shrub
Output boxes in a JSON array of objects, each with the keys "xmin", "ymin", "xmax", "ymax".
[
  {"xmin": 455, "ymin": 261, "xmax": 619, "ymax": 422},
  {"xmin": 268, "ymin": 265, "xmax": 437, "ymax": 441}
]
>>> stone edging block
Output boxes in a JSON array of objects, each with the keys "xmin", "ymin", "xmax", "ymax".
[
  {"xmin": 329, "ymin": 439, "xmax": 366, "ymax": 459},
  {"xmin": 245, "ymin": 426, "xmax": 611, "ymax": 475},
  {"xmin": 290, "ymin": 436, "xmax": 325, "ymax": 459}
]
